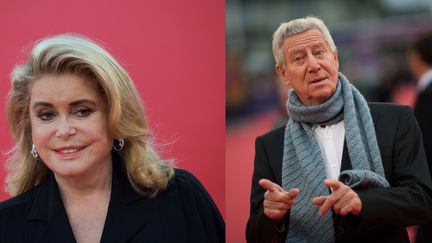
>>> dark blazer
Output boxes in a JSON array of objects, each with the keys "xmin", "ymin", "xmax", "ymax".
[
  {"xmin": 415, "ymin": 83, "xmax": 432, "ymax": 179},
  {"xmin": 0, "ymin": 154, "xmax": 225, "ymax": 243},
  {"xmin": 414, "ymin": 83, "xmax": 432, "ymax": 243},
  {"xmin": 246, "ymin": 103, "xmax": 432, "ymax": 243}
]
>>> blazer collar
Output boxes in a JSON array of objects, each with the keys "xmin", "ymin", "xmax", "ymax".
[
  {"xmin": 100, "ymin": 153, "xmax": 151, "ymax": 243},
  {"xmin": 26, "ymin": 153, "xmax": 154, "ymax": 243},
  {"xmin": 27, "ymin": 172, "xmax": 75, "ymax": 243}
]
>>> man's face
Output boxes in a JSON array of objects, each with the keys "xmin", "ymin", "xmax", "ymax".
[{"xmin": 276, "ymin": 29, "xmax": 339, "ymax": 106}]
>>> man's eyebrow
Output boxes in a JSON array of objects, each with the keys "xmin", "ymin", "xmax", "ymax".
[{"xmin": 289, "ymin": 49, "xmax": 304, "ymax": 56}]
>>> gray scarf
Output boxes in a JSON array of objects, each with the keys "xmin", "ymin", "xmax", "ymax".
[{"xmin": 282, "ymin": 73, "xmax": 389, "ymax": 243}]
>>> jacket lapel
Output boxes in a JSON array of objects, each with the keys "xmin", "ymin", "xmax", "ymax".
[
  {"xmin": 100, "ymin": 155, "xmax": 160, "ymax": 243},
  {"xmin": 27, "ymin": 174, "xmax": 76, "ymax": 243}
]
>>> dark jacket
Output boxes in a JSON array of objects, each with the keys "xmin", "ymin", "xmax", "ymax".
[
  {"xmin": 246, "ymin": 103, "xmax": 432, "ymax": 243},
  {"xmin": 0, "ymin": 154, "xmax": 225, "ymax": 243},
  {"xmin": 414, "ymin": 84, "xmax": 432, "ymax": 179},
  {"xmin": 414, "ymin": 83, "xmax": 432, "ymax": 243}
]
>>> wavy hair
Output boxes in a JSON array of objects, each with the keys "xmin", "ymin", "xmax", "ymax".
[
  {"xmin": 6, "ymin": 34, "xmax": 173, "ymax": 197},
  {"xmin": 272, "ymin": 16, "xmax": 337, "ymax": 67}
]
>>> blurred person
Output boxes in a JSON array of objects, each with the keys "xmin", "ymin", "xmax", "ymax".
[
  {"xmin": 246, "ymin": 16, "xmax": 432, "ymax": 243},
  {"xmin": 408, "ymin": 31, "xmax": 432, "ymax": 243},
  {"xmin": 0, "ymin": 34, "xmax": 224, "ymax": 243}
]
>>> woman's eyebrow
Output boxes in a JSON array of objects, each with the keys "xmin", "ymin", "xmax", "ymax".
[{"xmin": 69, "ymin": 99, "xmax": 97, "ymax": 107}]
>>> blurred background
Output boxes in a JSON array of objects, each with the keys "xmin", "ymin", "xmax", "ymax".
[{"xmin": 226, "ymin": 0, "xmax": 432, "ymax": 242}]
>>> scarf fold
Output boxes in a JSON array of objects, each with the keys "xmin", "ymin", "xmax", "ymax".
[{"xmin": 282, "ymin": 73, "xmax": 389, "ymax": 243}]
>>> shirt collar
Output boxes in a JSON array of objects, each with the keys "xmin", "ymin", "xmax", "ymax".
[{"xmin": 417, "ymin": 69, "xmax": 432, "ymax": 92}]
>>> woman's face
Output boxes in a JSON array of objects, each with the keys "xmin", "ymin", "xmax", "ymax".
[{"xmin": 29, "ymin": 74, "xmax": 112, "ymax": 179}]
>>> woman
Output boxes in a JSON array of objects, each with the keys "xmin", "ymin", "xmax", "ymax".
[{"xmin": 0, "ymin": 34, "xmax": 224, "ymax": 243}]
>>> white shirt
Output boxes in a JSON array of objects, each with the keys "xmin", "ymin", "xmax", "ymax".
[
  {"xmin": 313, "ymin": 120, "xmax": 345, "ymax": 180},
  {"xmin": 417, "ymin": 69, "xmax": 432, "ymax": 92}
]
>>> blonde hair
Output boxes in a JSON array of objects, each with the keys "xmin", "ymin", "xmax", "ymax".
[
  {"xmin": 272, "ymin": 16, "xmax": 337, "ymax": 67},
  {"xmin": 7, "ymin": 34, "xmax": 173, "ymax": 197}
]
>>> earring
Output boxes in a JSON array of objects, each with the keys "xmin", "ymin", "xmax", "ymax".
[
  {"xmin": 113, "ymin": 138, "xmax": 125, "ymax": 151},
  {"xmin": 31, "ymin": 144, "xmax": 39, "ymax": 159}
]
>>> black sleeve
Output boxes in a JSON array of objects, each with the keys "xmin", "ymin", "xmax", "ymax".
[
  {"xmin": 414, "ymin": 91, "xmax": 432, "ymax": 181},
  {"xmin": 246, "ymin": 136, "xmax": 288, "ymax": 243},
  {"xmin": 175, "ymin": 169, "xmax": 225, "ymax": 243}
]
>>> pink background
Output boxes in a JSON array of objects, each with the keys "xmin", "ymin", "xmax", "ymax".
[{"xmin": 0, "ymin": 0, "xmax": 225, "ymax": 218}]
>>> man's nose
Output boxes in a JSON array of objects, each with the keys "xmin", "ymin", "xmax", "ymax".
[{"xmin": 307, "ymin": 56, "xmax": 321, "ymax": 73}]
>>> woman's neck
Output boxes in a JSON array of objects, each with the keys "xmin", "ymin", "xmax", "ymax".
[
  {"xmin": 54, "ymin": 161, "xmax": 113, "ymax": 243},
  {"xmin": 55, "ymin": 160, "xmax": 113, "ymax": 203}
]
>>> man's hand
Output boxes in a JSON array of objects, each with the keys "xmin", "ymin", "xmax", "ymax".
[
  {"xmin": 312, "ymin": 179, "xmax": 362, "ymax": 216},
  {"xmin": 259, "ymin": 179, "xmax": 299, "ymax": 221}
]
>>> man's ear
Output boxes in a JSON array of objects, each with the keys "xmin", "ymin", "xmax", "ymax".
[
  {"xmin": 275, "ymin": 64, "xmax": 290, "ymax": 85},
  {"xmin": 333, "ymin": 49, "xmax": 339, "ymax": 66}
]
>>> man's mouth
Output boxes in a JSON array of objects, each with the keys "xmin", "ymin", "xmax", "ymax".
[{"xmin": 310, "ymin": 77, "xmax": 327, "ymax": 83}]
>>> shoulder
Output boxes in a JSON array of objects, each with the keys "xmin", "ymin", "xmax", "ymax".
[
  {"xmin": 256, "ymin": 125, "xmax": 285, "ymax": 145},
  {"xmin": 0, "ymin": 186, "xmax": 39, "ymax": 213},
  {"xmin": 368, "ymin": 102, "xmax": 411, "ymax": 114},
  {"xmin": 368, "ymin": 102, "xmax": 413, "ymax": 122},
  {"xmin": 171, "ymin": 169, "xmax": 214, "ymax": 202},
  {"xmin": 0, "ymin": 186, "xmax": 40, "ymax": 233},
  {"xmin": 170, "ymin": 168, "xmax": 222, "ymax": 217}
]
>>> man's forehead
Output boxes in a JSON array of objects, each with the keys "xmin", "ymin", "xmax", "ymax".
[{"xmin": 283, "ymin": 30, "xmax": 328, "ymax": 52}]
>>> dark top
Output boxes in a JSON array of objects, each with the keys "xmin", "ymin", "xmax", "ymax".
[
  {"xmin": 0, "ymin": 154, "xmax": 225, "ymax": 243},
  {"xmin": 246, "ymin": 103, "xmax": 432, "ymax": 243},
  {"xmin": 414, "ymin": 84, "xmax": 432, "ymax": 182},
  {"xmin": 414, "ymin": 83, "xmax": 432, "ymax": 243}
]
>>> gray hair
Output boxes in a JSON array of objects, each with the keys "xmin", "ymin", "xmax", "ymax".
[{"xmin": 272, "ymin": 16, "xmax": 337, "ymax": 66}]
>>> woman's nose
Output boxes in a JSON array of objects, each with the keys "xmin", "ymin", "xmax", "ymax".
[{"xmin": 55, "ymin": 118, "xmax": 77, "ymax": 138}]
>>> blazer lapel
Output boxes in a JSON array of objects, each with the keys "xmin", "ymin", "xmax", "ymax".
[
  {"xmin": 27, "ymin": 174, "xmax": 76, "ymax": 243},
  {"xmin": 340, "ymin": 139, "xmax": 352, "ymax": 171},
  {"xmin": 100, "ymin": 156, "xmax": 159, "ymax": 243}
]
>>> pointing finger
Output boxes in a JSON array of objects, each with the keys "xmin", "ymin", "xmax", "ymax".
[
  {"xmin": 324, "ymin": 179, "xmax": 341, "ymax": 188},
  {"xmin": 259, "ymin": 179, "xmax": 284, "ymax": 192},
  {"xmin": 324, "ymin": 179, "xmax": 342, "ymax": 191},
  {"xmin": 311, "ymin": 196, "xmax": 326, "ymax": 206}
]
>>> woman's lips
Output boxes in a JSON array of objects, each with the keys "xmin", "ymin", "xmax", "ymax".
[{"xmin": 54, "ymin": 145, "xmax": 86, "ymax": 158}]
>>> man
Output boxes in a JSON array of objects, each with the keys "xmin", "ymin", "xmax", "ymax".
[
  {"xmin": 408, "ymin": 32, "xmax": 432, "ymax": 243},
  {"xmin": 246, "ymin": 17, "xmax": 432, "ymax": 243}
]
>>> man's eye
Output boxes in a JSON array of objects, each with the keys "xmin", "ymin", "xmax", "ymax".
[
  {"xmin": 295, "ymin": 56, "xmax": 304, "ymax": 62},
  {"xmin": 315, "ymin": 50, "xmax": 325, "ymax": 56}
]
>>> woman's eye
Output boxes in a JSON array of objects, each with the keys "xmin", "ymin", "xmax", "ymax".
[
  {"xmin": 74, "ymin": 107, "xmax": 94, "ymax": 117},
  {"xmin": 37, "ymin": 110, "xmax": 56, "ymax": 121}
]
